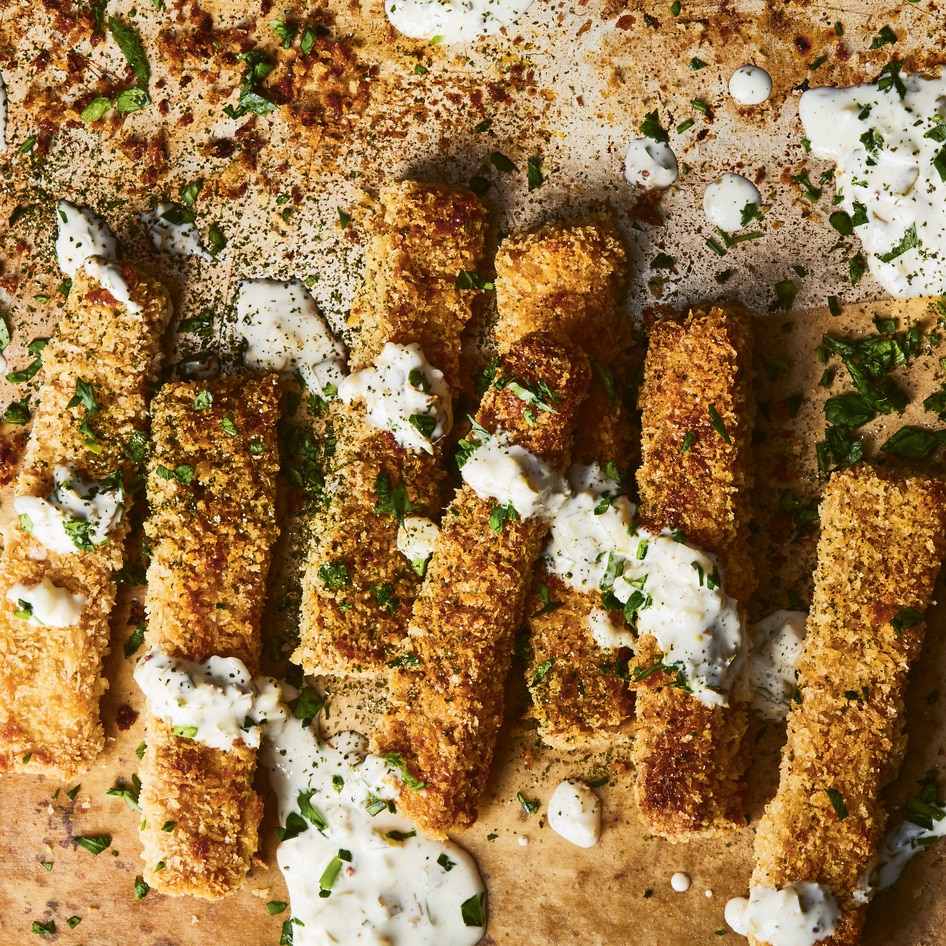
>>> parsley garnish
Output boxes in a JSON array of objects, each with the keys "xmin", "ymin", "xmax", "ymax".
[
  {"xmin": 224, "ymin": 50, "xmax": 277, "ymax": 118},
  {"xmin": 639, "ymin": 109, "xmax": 668, "ymax": 143},
  {"xmin": 489, "ymin": 501, "xmax": 519, "ymax": 534},
  {"xmin": 517, "ymin": 791, "xmax": 539, "ymax": 814},
  {"xmin": 531, "ymin": 658, "xmax": 554, "ymax": 686},
  {"xmin": 373, "ymin": 470, "xmax": 415, "ymax": 524},
  {"xmin": 75, "ymin": 834, "xmax": 111, "ymax": 855},
  {"xmin": 890, "ymin": 606, "xmax": 924, "ymax": 637},
  {"xmin": 109, "ymin": 17, "xmax": 150, "ymax": 84},
  {"xmin": 461, "ymin": 892, "xmax": 486, "ymax": 927},
  {"xmin": 267, "ymin": 901, "xmax": 288, "ymax": 915},
  {"xmin": 826, "ymin": 788, "xmax": 848, "ymax": 819},
  {"xmin": 385, "ymin": 751, "xmax": 427, "ymax": 790},
  {"xmin": 527, "ymin": 155, "xmax": 544, "ymax": 191},
  {"xmin": 876, "ymin": 223, "xmax": 918, "ymax": 263},
  {"xmin": 156, "ymin": 464, "xmax": 195, "ymax": 485},
  {"xmin": 708, "ymin": 403, "xmax": 731, "ymax": 444},
  {"xmin": 531, "ymin": 582, "xmax": 563, "ymax": 618},
  {"xmin": 134, "ymin": 875, "xmax": 149, "ymax": 900}
]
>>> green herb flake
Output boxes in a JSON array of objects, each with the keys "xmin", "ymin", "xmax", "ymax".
[
  {"xmin": 75, "ymin": 834, "xmax": 112, "ymax": 855},
  {"xmin": 134, "ymin": 875, "xmax": 149, "ymax": 899},
  {"xmin": 67, "ymin": 916, "xmax": 81, "ymax": 929},
  {"xmin": 826, "ymin": 787, "xmax": 848, "ymax": 819},
  {"xmin": 489, "ymin": 151, "xmax": 518, "ymax": 173},
  {"xmin": 81, "ymin": 96, "xmax": 112, "ymax": 122},
  {"xmin": 689, "ymin": 57, "xmax": 707, "ymax": 70},
  {"xmin": 438, "ymin": 852, "xmax": 456, "ymax": 871},
  {"xmin": 109, "ymin": 16, "xmax": 151, "ymax": 84},
  {"xmin": 531, "ymin": 658, "xmax": 554, "ymax": 686},
  {"xmin": 193, "ymin": 389, "xmax": 213, "ymax": 410},
  {"xmin": 31, "ymin": 920, "xmax": 56, "ymax": 935},
  {"xmin": 267, "ymin": 901, "xmax": 289, "ymax": 915},
  {"xmin": 639, "ymin": 109, "xmax": 669, "ymax": 143},
  {"xmin": 221, "ymin": 415, "xmax": 239, "ymax": 436},
  {"xmin": 385, "ymin": 751, "xmax": 427, "ymax": 791},
  {"xmin": 880, "ymin": 426, "xmax": 946, "ymax": 461},
  {"xmin": 461, "ymin": 892, "xmax": 486, "ymax": 927},
  {"xmin": 517, "ymin": 791, "xmax": 540, "ymax": 814},
  {"xmin": 116, "ymin": 86, "xmax": 151, "ymax": 115},
  {"xmin": 869, "ymin": 25, "xmax": 897, "ymax": 49},
  {"xmin": 527, "ymin": 155, "xmax": 544, "ymax": 191},
  {"xmin": 708, "ymin": 404, "xmax": 732, "ymax": 444},
  {"xmin": 890, "ymin": 606, "xmax": 924, "ymax": 638}
]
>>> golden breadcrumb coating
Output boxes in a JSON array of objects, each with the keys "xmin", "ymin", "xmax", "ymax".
[
  {"xmin": 495, "ymin": 217, "xmax": 637, "ymax": 749},
  {"xmin": 138, "ymin": 375, "xmax": 281, "ymax": 900},
  {"xmin": 373, "ymin": 332, "xmax": 590, "ymax": 837},
  {"xmin": 750, "ymin": 465, "xmax": 946, "ymax": 946},
  {"xmin": 632, "ymin": 300, "xmax": 756, "ymax": 840},
  {"xmin": 296, "ymin": 180, "xmax": 486, "ymax": 676},
  {"xmin": 0, "ymin": 262, "xmax": 172, "ymax": 779}
]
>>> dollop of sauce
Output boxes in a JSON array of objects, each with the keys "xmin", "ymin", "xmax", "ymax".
[
  {"xmin": 6, "ymin": 577, "xmax": 86, "ymax": 627},
  {"xmin": 460, "ymin": 432, "xmax": 561, "ymax": 519},
  {"xmin": 338, "ymin": 342, "xmax": 452, "ymax": 455},
  {"xmin": 141, "ymin": 202, "xmax": 211, "ymax": 260},
  {"xmin": 729, "ymin": 65, "xmax": 773, "ymax": 105},
  {"xmin": 55, "ymin": 200, "xmax": 118, "ymax": 278},
  {"xmin": 547, "ymin": 779, "xmax": 601, "ymax": 848},
  {"xmin": 671, "ymin": 872, "xmax": 692, "ymax": 892},
  {"xmin": 396, "ymin": 515, "xmax": 440, "ymax": 574},
  {"xmin": 134, "ymin": 646, "xmax": 281, "ymax": 751},
  {"xmin": 800, "ymin": 69, "xmax": 946, "ymax": 298},
  {"xmin": 235, "ymin": 278, "xmax": 346, "ymax": 395},
  {"xmin": 14, "ymin": 465, "xmax": 124, "ymax": 557},
  {"xmin": 871, "ymin": 805, "xmax": 946, "ymax": 893},
  {"xmin": 261, "ymin": 698, "xmax": 487, "ymax": 946},
  {"xmin": 747, "ymin": 609, "xmax": 807, "ymax": 719},
  {"xmin": 725, "ymin": 883, "xmax": 840, "ymax": 946},
  {"xmin": 703, "ymin": 173, "xmax": 762, "ymax": 232},
  {"xmin": 385, "ymin": 0, "xmax": 533, "ymax": 44},
  {"xmin": 624, "ymin": 138, "xmax": 679, "ymax": 190}
]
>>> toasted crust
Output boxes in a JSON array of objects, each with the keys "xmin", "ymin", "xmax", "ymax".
[
  {"xmin": 495, "ymin": 218, "xmax": 636, "ymax": 749},
  {"xmin": 373, "ymin": 332, "xmax": 590, "ymax": 836},
  {"xmin": 139, "ymin": 375, "xmax": 281, "ymax": 899},
  {"xmin": 296, "ymin": 180, "xmax": 486, "ymax": 676},
  {"xmin": 0, "ymin": 262, "xmax": 171, "ymax": 779},
  {"xmin": 750, "ymin": 466, "xmax": 946, "ymax": 946},
  {"xmin": 632, "ymin": 301, "xmax": 756, "ymax": 840}
]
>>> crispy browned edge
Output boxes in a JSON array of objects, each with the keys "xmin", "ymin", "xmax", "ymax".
[
  {"xmin": 138, "ymin": 374, "xmax": 282, "ymax": 900},
  {"xmin": 749, "ymin": 465, "xmax": 946, "ymax": 946},
  {"xmin": 372, "ymin": 331, "xmax": 591, "ymax": 837},
  {"xmin": 632, "ymin": 300, "xmax": 757, "ymax": 840},
  {"xmin": 494, "ymin": 217, "xmax": 638, "ymax": 749},
  {"xmin": 295, "ymin": 180, "xmax": 487, "ymax": 675},
  {"xmin": 0, "ymin": 263, "xmax": 171, "ymax": 779}
]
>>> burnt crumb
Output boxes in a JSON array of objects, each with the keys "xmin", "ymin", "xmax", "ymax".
[{"xmin": 115, "ymin": 703, "xmax": 140, "ymax": 732}]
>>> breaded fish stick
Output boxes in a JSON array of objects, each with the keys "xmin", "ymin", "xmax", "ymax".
[
  {"xmin": 136, "ymin": 375, "xmax": 281, "ymax": 899},
  {"xmin": 295, "ymin": 181, "xmax": 487, "ymax": 675},
  {"xmin": 749, "ymin": 466, "xmax": 946, "ymax": 946},
  {"xmin": 494, "ymin": 218, "xmax": 636, "ymax": 749},
  {"xmin": 633, "ymin": 301, "xmax": 756, "ymax": 840},
  {"xmin": 0, "ymin": 261, "xmax": 171, "ymax": 778},
  {"xmin": 373, "ymin": 332, "xmax": 590, "ymax": 836}
]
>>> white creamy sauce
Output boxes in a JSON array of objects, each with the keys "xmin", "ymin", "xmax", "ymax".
[
  {"xmin": 747, "ymin": 610, "xmax": 807, "ymax": 719},
  {"xmin": 800, "ymin": 69, "xmax": 946, "ymax": 297},
  {"xmin": 671, "ymin": 872, "xmax": 692, "ymax": 892},
  {"xmin": 396, "ymin": 515, "xmax": 440, "ymax": 573},
  {"xmin": 0, "ymin": 71, "xmax": 8, "ymax": 152},
  {"xmin": 261, "ymin": 701, "xmax": 486, "ymax": 946},
  {"xmin": 460, "ymin": 433, "xmax": 561, "ymax": 519},
  {"xmin": 385, "ymin": 0, "xmax": 533, "ymax": 44},
  {"xmin": 624, "ymin": 138, "xmax": 679, "ymax": 190},
  {"xmin": 725, "ymin": 883, "xmax": 841, "ymax": 946},
  {"xmin": 544, "ymin": 463, "xmax": 745, "ymax": 706},
  {"xmin": 141, "ymin": 203, "xmax": 211, "ymax": 260},
  {"xmin": 729, "ymin": 65, "xmax": 773, "ymax": 105},
  {"xmin": 338, "ymin": 343, "xmax": 452, "ymax": 455},
  {"xmin": 14, "ymin": 465, "xmax": 123, "ymax": 556},
  {"xmin": 235, "ymin": 278, "xmax": 346, "ymax": 395},
  {"xmin": 55, "ymin": 200, "xmax": 118, "ymax": 278},
  {"xmin": 6, "ymin": 577, "xmax": 86, "ymax": 627},
  {"xmin": 133, "ymin": 646, "xmax": 281, "ymax": 751},
  {"xmin": 872, "ymin": 808, "xmax": 946, "ymax": 893},
  {"xmin": 547, "ymin": 779, "xmax": 601, "ymax": 848},
  {"xmin": 703, "ymin": 173, "xmax": 762, "ymax": 232},
  {"xmin": 82, "ymin": 257, "xmax": 142, "ymax": 313}
]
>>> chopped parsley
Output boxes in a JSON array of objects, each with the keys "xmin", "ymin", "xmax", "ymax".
[
  {"xmin": 385, "ymin": 751, "xmax": 427, "ymax": 791},
  {"xmin": 826, "ymin": 788, "xmax": 848, "ymax": 819},
  {"xmin": 639, "ymin": 109, "xmax": 669, "ymax": 143},
  {"xmin": 461, "ymin": 892, "xmax": 486, "ymax": 927},
  {"xmin": 75, "ymin": 834, "xmax": 112, "ymax": 855}
]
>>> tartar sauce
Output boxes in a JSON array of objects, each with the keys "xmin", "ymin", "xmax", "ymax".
[
  {"xmin": 396, "ymin": 515, "xmax": 440, "ymax": 574},
  {"xmin": 235, "ymin": 278, "xmax": 346, "ymax": 395},
  {"xmin": 729, "ymin": 65, "xmax": 773, "ymax": 105},
  {"xmin": 14, "ymin": 465, "xmax": 123, "ymax": 557},
  {"xmin": 338, "ymin": 342, "xmax": 452, "ymax": 455},
  {"xmin": 703, "ymin": 174, "xmax": 762, "ymax": 232},
  {"xmin": 872, "ymin": 805, "xmax": 946, "ymax": 893},
  {"xmin": 624, "ymin": 138, "xmax": 679, "ymax": 190},
  {"xmin": 747, "ymin": 610, "xmax": 807, "ymax": 719},
  {"xmin": 6, "ymin": 577, "xmax": 86, "ymax": 627},
  {"xmin": 800, "ymin": 69, "xmax": 946, "ymax": 297},
  {"xmin": 261, "ymin": 697, "xmax": 487, "ymax": 946},
  {"xmin": 547, "ymin": 779, "xmax": 601, "ymax": 848},
  {"xmin": 141, "ymin": 202, "xmax": 211, "ymax": 260},
  {"xmin": 134, "ymin": 646, "xmax": 281, "ymax": 751},
  {"xmin": 725, "ymin": 883, "xmax": 840, "ymax": 946},
  {"xmin": 385, "ymin": 0, "xmax": 533, "ymax": 44}
]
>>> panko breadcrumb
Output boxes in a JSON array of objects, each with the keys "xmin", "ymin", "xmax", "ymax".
[
  {"xmin": 0, "ymin": 262, "xmax": 172, "ymax": 779},
  {"xmin": 750, "ymin": 465, "xmax": 946, "ymax": 946},
  {"xmin": 137, "ymin": 375, "xmax": 281, "ymax": 900}
]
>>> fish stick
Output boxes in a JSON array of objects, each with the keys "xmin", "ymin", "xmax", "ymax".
[
  {"xmin": 295, "ymin": 180, "xmax": 487, "ymax": 675},
  {"xmin": 632, "ymin": 301, "xmax": 756, "ymax": 840},
  {"xmin": 494, "ymin": 218, "xmax": 637, "ymax": 749},
  {"xmin": 373, "ymin": 331, "xmax": 590, "ymax": 837},
  {"xmin": 0, "ymin": 260, "xmax": 171, "ymax": 779},
  {"xmin": 136, "ymin": 375, "xmax": 281, "ymax": 899},
  {"xmin": 748, "ymin": 466, "xmax": 946, "ymax": 946}
]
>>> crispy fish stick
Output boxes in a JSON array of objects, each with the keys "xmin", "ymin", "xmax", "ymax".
[
  {"xmin": 373, "ymin": 332, "xmax": 590, "ymax": 836},
  {"xmin": 136, "ymin": 375, "xmax": 281, "ymax": 899},
  {"xmin": 632, "ymin": 301, "xmax": 756, "ymax": 840},
  {"xmin": 295, "ymin": 181, "xmax": 487, "ymax": 675},
  {"xmin": 747, "ymin": 466, "xmax": 946, "ymax": 946},
  {"xmin": 494, "ymin": 218, "xmax": 636, "ymax": 749},
  {"xmin": 0, "ymin": 260, "xmax": 171, "ymax": 778}
]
